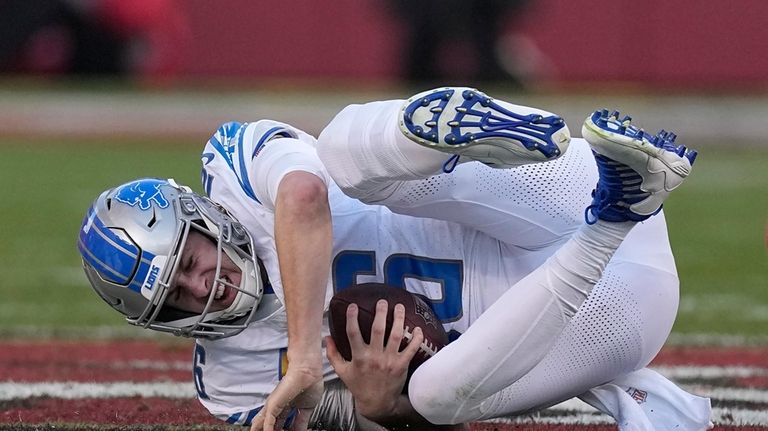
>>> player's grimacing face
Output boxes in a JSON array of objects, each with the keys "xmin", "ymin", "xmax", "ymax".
[{"xmin": 166, "ymin": 230, "xmax": 241, "ymax": 314}]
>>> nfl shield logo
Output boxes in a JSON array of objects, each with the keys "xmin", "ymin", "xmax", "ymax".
[{"xmin": 626, "ymin": 387, "xmax": 648, "ymax": 404}]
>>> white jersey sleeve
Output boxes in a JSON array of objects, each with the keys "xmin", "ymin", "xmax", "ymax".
[
  {"xmin": 200, "ymin": 120, "xmax": 329, "ymax": 306},
  {"xmin": 201, "ymin": 120, "xmax": 328, "ymax": 210},
  {"xmin": 249, "ymin": 136, "xmax": 330, "ymax": 210}
]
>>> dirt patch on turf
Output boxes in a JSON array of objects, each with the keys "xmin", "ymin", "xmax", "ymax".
[{"xmin": 0, "ymin": 398, "xmax": 220, "ymax": 427}]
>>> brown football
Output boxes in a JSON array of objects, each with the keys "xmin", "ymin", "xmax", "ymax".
[{"xmin": 328, "ymin": 283, "xmax": 449, "ymax": 375}]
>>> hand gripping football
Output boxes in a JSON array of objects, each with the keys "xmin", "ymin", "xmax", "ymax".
[{"xmin": 328, "ymin": 283, "xmax": 449, "ymax": 374}]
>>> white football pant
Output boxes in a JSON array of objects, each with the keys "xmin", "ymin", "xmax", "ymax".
[{"xmin": 317, "ymin": 99, "xmax": 711, "ymax": 430}]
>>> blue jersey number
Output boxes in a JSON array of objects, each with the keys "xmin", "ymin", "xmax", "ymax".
[
  {"xmin": 193, "ymin": 343, "xmax": 210, "ymax": 400},
  {"xmin": 332, "ymin": 251, "xmax": 463, "ymax": 323}
]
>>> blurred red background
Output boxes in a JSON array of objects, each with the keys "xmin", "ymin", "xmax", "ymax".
[
  {"xmin": 174, "ymin": 0, "xmax": 768, "ymax": 89},
  {"xmin": 3, "ymin": 0, "xmax": 767, "ymax": 90}
]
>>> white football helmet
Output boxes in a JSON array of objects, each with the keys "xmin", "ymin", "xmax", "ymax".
[{"xmin": 77, "ymin": 178, "xmax": 263, "ymax": 339}]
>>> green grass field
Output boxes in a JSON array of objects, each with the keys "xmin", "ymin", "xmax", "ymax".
[
  {"xmin": 0, "ymin": 140, "xmax": 202, "ymax": 330},
  {"xmin": 1, "ymin": 139, "xmax": 766, "ymax": 336},
  {"xmin": 664, "ymin": 146, "xmax": 768, "ymax": 335}
]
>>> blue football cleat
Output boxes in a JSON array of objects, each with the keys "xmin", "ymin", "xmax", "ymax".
[
  {"xmin": 399, "ymin": 87, "xmax": 571, "ymax": 170},
  {"xmin": 582, "ymin": 109, "xmax": 697, "ymax": 224}
]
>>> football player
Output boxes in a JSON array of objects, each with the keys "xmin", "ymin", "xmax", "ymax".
[{"xmin": 77, "ymin": 87, "xmax": 711, "ymax": 430}]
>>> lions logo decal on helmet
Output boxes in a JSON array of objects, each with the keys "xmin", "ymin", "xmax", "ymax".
[{"xmin": 114, "ymin": 179, "xmax": 170, "ymax": 210}]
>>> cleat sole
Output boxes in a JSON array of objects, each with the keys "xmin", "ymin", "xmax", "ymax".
[{"xmin": 399, "ymin": 87, "xmax": 571, "ymax": 168}]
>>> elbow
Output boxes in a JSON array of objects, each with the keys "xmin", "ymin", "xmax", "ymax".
[{"xmin": 277, "ymin": 172, "xmax": 329, "ymax": 217}]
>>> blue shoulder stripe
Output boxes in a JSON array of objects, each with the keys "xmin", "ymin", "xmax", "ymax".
[
  {"xmin": 252, "ymin": 126, "xmax": 294, "ymax": 159},
  {"xmin": 205, "ymin": 123, "xmax": 260, "ymax": 203},
  {"xmin": 235, "ymin": 125, "xmax": 258, "ymax": 200}
]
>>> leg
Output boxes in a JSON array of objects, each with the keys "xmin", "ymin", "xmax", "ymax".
[
  {"xmin": 318, "ymin": 88, "xmax": 580, "ymax": 249},
  {"xmin": 464, "ymin": 217, "xmax": 680, "ymax": 419},
  {"xmin": 407, "ymin": 112, "xmax": 697, "ymax": 424},
  {"xmin": 398, "ymin": 88, "xmax": 570, "ymax": 167},
  {"xmin": 318, "ymin": 87, "xmax": 571, "ymax": 199},
  {"xmin": 579, "ymin": 368, "xmax": 712, "ymax": 431},
  {"xmin": 408, "ymin": 218, "xmax": 639, "ymax": 423}
]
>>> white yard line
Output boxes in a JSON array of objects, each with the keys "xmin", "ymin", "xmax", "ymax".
[
  {"xmin": 2, "ymin": 379, "xmax": 767, "ymax": 425},
  {"xmin": 685, "ymin": 386, "xmax": 768, "ymax": 403},
  {"xmin": 0, "ymin": 382, "xmax": 196, "ymax": 400},
  {"xmin": 651, "ymin": 365, "xmax": 768, "ymax": 379},
  {"xmin": 665, "ymin": 332, "xmax": 768, "ymax": 346},
  {"xmin": 483, "ymin": 407, "xmax": 768, "ymax": 426},
  {"xmin": 483, "ymin": 398, "xmax": 768, "ymax": 426}
]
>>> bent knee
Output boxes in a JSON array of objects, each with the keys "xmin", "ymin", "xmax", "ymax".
[{"xmin": 408, "ymin": 368, "xmax": 468, "ymax": 425}]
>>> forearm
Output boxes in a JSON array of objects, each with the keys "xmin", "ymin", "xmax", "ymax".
[{"xmin": 275, "ymin": 171, "xmax": 332, "ymax": 364}]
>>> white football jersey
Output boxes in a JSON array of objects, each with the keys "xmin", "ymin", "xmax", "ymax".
[
  {"xmin": 193, "ymin": 117, "xmax": 677, "ymax": 425},
  {"xmin": 189, "ymin": 86, "xmax": 708, "ymax": 429},
  {"xmin": 194, "ymin": 119, "xmax": 562, "ymax": 422}
]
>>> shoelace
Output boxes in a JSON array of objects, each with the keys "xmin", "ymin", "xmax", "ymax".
[
  {"xmin": 584, "ymin": 153, "xmax": 651, "ymax": 225},
  {"xmin": 442, "ymin": 155, "xmax": 461, "ymax": 173}
]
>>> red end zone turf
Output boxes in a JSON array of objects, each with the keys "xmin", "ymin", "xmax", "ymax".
[{"xmin": 1, "ymin": 340, "xmax": 767, "ymax": 429}]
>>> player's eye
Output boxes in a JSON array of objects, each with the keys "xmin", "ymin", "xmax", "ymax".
[
  {"xmin": 180, "ymin": 253, "xmax": 198, "ymax": 276},
  {"xmin": 181, "ymin": 255, "xmax": 192, "ymax": 273}
]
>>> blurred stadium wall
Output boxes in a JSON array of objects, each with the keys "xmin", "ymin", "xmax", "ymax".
[
  {"xmin": 2, "ymin": 0, "xmax": 767, "ymax": 145},
  {"xmin": 174, "ymin": 0, "xmax": 768, "ymax": 89}
]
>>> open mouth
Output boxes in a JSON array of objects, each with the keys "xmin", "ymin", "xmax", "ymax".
[
  {"xmin": 214, "ymin": 280, "xmax": 227, "ymax": 300},
  {"xmin": 212, "ymin": 275, "xmax": 238, "ymax": 307}
]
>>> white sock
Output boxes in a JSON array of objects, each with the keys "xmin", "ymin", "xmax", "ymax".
[{"xmin": 548, "ymin": 220, "xmax": 635, "ymax": 316}]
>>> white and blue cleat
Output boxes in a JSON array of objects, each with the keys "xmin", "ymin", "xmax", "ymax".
[
  {"xmin": 582, "ymin": 109, "xmax": 698, "ymax": 224},
  {"xmin": 399, "ymin": 87, "xmax": 571, "ymax": 170}
]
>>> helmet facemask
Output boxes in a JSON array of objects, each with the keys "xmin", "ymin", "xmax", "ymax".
[
  {"xmin": 79, "ymin": 179, "xmax": 263, "ymax": 339},
  {"xmin": 137, "ymin": 193, "xmax": 263, "ymax": 338}
]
